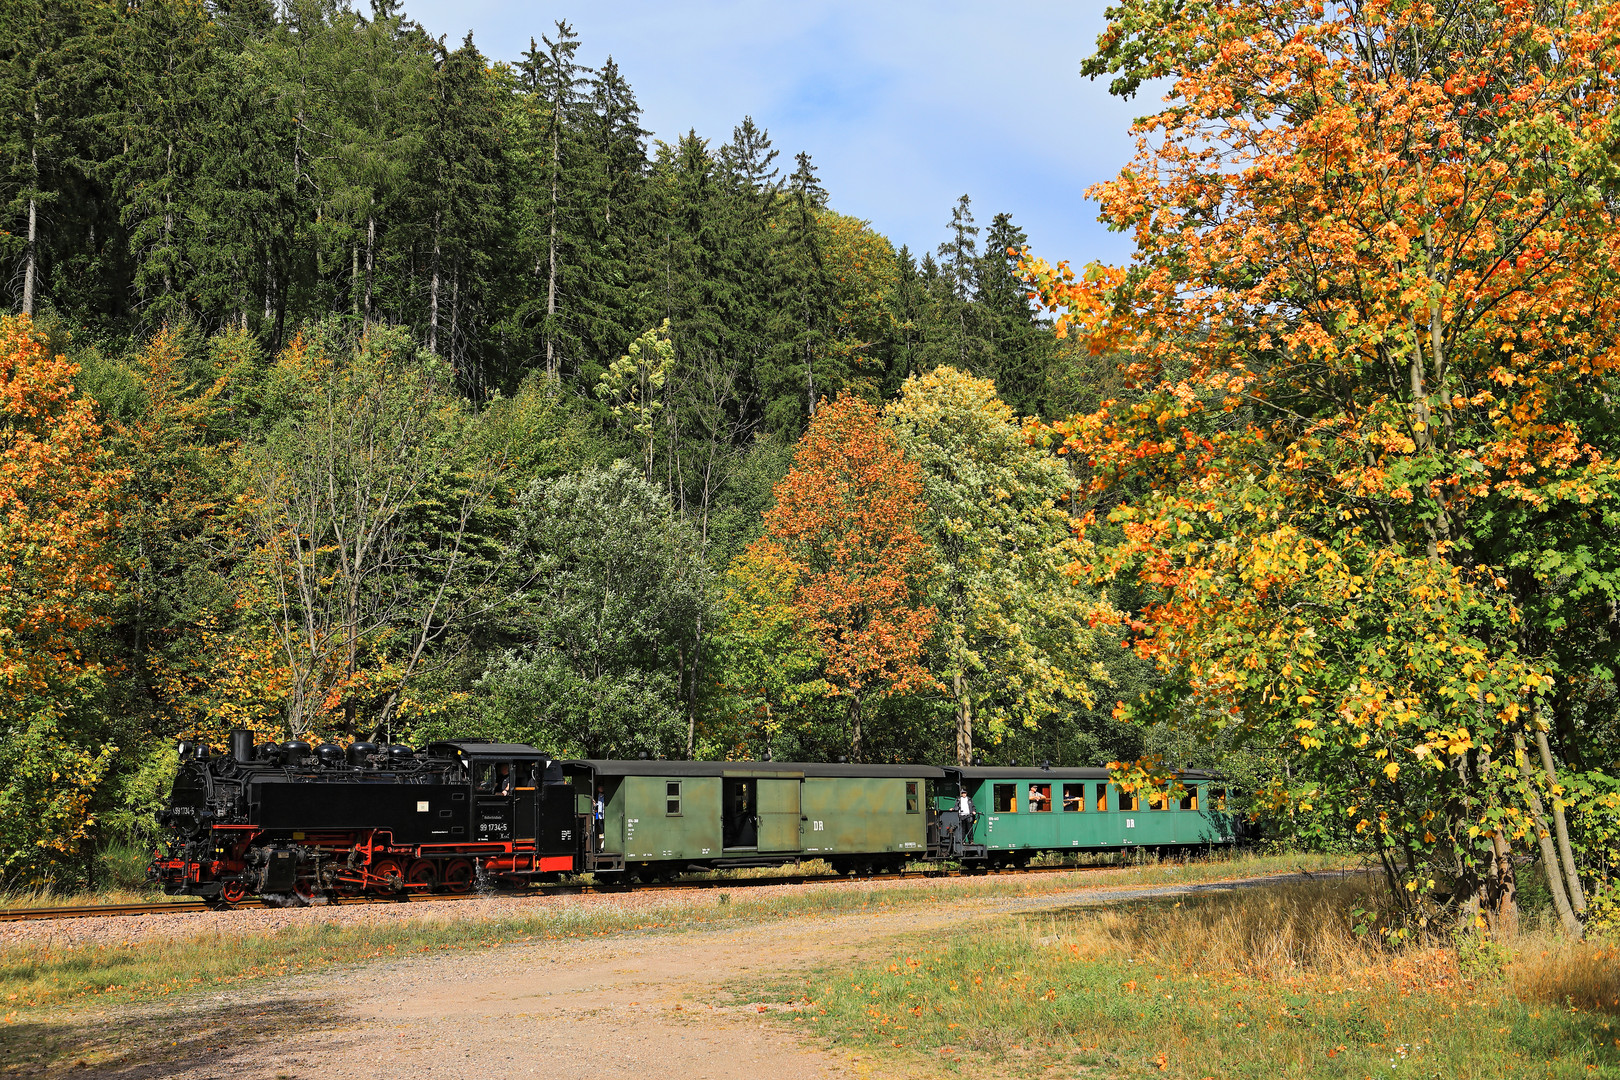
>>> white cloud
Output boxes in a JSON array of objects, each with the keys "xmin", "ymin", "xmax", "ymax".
[{"xmin": 405, "ymin": 0, "xmax": 1158, "ymax": 266}]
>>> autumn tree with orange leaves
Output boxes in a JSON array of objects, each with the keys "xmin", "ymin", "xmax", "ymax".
[
  {"xmin": 0, "ymin": 316, "xmax": 125, "ymax": 881},
  {"xmin": 737, "ymin": 395, "xmax": 937, "ymax": 761},
  {"xmin": 1032, "ymin": 0, "xmax": 1620, "ymax": 935}
]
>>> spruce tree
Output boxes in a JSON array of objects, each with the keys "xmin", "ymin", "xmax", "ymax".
[{"xmin": 976, "ymin": 211, "xmax": 1056, "ymax": 417}]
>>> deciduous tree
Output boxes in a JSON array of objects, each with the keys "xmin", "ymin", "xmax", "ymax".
[
  {"xmin": 1036, "ymin": 0, "xmax": 1620, "ymax": 934},
  {"xmin": 887, "ymin": 366, "xmax": 1105, "ymax": 764},
  {"xmin": 0, "ymin": 317, "xmax": 124, "ymax": 880},
  {"xmin": 749, "ymin": 394, "xmax": 937, "ymax": 760}
]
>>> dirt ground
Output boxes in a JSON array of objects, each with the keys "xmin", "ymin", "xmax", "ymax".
[{"xmin": 5, "ymin": 875, "xmax": 1317, "ymax": 1080}]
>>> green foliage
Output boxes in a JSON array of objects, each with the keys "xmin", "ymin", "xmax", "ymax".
[
  {"xmin": 426, "ymin": 463, "xmax": 712, "ymax": 758},
  {"xmin": 0, "ymin": 687, "xmax": 117, "ymax": 887},
  {"xmin": 886, "ymin": 366, "xmax": 1107, "ymax": 763}
]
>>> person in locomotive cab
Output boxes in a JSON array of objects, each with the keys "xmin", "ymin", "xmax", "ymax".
[{"xmin": 494, "ymin": 763, "xmax": 514, "ymax": 796}]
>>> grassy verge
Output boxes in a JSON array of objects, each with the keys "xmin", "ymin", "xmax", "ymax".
[
  {"xmin": 773, "ymin": 876, "xmax": 1620, "ymax": 1079},
  {"xmin": 0, "ymin": 849, "xmax": 1342, "ymax": 1020}
]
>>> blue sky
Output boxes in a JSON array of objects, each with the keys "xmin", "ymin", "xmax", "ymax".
[{"xmin": 404, "ymin": 1, "xmax": 1153, "ymax": 269}]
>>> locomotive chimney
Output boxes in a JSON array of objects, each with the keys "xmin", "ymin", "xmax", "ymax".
[{"xmin": 230, "ymin": 728, "xmax": 255, "ymax": 764}]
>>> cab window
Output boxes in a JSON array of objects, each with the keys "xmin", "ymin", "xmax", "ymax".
[
  {"xmin": 1062, "ymin": 784, "xmax": 1085, "ymax": 812},
  {"xmin": 905, "ymin": 781, "xmax": 920, "ymax": 814},
  {"xmin": 993, "ymin": 783, "xmax": 1018, "ymax": 813},
  {"xmin": 476, "ymin": 763, "xmax": 514, "ymax": 794}
]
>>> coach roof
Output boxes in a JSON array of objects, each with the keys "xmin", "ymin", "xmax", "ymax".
[{"xmin": 576, "ymin": 759, "xmax": 945, "ymax": 779}]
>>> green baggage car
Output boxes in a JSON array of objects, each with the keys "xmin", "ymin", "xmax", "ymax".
[{"xmin": 577, "ymin": 760, "xmax": 950, "ymax": 880}]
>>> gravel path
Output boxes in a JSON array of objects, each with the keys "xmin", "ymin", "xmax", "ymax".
[
  {"xmin": 0, "ymin": 867, "xmax": 1155, "ymax": 951},
  {"xmin": 2, "ymin": 870, "xmax": 1341, "ymax": 1080}
]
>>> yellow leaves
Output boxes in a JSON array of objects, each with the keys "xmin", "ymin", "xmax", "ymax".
[{"xmin": 1384, "ymin": 762, "xmax": 1401, "ymax": 781}]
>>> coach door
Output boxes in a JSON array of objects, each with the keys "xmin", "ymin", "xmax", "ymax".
[{"xmin": 757, "ymin": 777, "xmax": 803, "ymax": 853}]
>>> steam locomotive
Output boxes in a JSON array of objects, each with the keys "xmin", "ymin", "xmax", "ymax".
[{"xmin": 148, "ymin": 729, "xmax": 1236, "ymax": 906}]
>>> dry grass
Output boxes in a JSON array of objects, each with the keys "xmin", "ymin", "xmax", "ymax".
[
  {"xmin": 0, "ymin": 886, "xmax": 194, "ymax": 910},
  {"xmin": 785, "ymin": 876, "xmax": 1620, "ymax": 1079}
]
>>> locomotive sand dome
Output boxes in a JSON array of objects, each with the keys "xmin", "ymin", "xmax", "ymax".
[{"xmin": 148, "ymin": 730, "xmax": 1241, "ymax": 905}]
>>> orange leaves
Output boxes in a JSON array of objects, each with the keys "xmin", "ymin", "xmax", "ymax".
[
  {"xmin": 747, "ymin": 395, "xmax": 938, "ymax": 749},
  {"xmin": 0, "ymin": 316, "xmax": 125, "ymax": 699},
  {"xmin": 1017, "ymin": 255, "xmax": 1129, "ymax": 356}
]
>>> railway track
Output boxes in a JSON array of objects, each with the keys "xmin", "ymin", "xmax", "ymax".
[{"xmin": 0, "ymin": 862, "xmax": 1111, "ymax": 922}]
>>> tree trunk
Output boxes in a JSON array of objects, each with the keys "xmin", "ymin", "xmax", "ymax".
[
  {"xmin": 363, "ymin": 209, "xmax": 375, "ymax": 328},
  {"xmin": 685, "ymin": 612, "xmax": 704, "ymax": 760},
  {"xmin": 22, "ymin": 121, "xmax": 37, "ymax": 316},
  {"xmin": 545, "ymin": 125, "xmax": 560, "ymax": 377},
  {"xmin": 428, "ymin": 211, "xmax": 441, "ymax": 354},
  {"xmin": 1515, "ymin": 732, "xmax": 1583, "ymax": 938},
  {"xmin": 1488, "ymin": 829, "xmax": 1518, "ymax": 936},
  {"xmin": 1535, "ymin": 723, "xmax": 1587, "ymax": 913},
  {"xmin": 351, "ymin": 242, "xmax": 360, "ymax": 314},
  {"xmin": 953, "ymin": 669, "xmax": 973, "ymax": 765},
  {"xmin": 163, "ymin": 140, "xmax": 174, "ymax": 296},
  {"xmin": 449, "ymin": 264, "xmax": 460, "ymax": 375},
  {"xmin": 849, "ymin": 694, "xmax": 864, "ymax": 763},
  {"xmin": 21, "ymin": 194, "xmax": 36, "ymax": 317}
]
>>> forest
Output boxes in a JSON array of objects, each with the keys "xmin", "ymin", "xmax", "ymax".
[
  {"xmin": 5, "ymin": 0, "xmax": 1620, "ymax": 941},
  {"xmin": 0, "ymin": 0, "xmax": 1158, "ymax": 888}
]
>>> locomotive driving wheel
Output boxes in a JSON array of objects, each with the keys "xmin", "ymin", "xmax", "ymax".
[
  {"xmin": 406, "ymin": 859, "xmax": 439, "ymax": 892},
  {"xmin": 442, "ymin": 859, "xmax": 474, "ymax": 894},
  {"xmin": 370, "ymin": 857, "xmax": 406, "ymax": 896},
  {"xmin": 208, "ymin": 880, "xmax": 250, "ymax": 909}
]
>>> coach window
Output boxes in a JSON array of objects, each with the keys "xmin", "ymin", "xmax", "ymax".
[
  {"xmin": 1095, "ymin": 784, "xmax": 1108, "ymax": 812},
  {"xmin": 905, "ymin": 781, "xmax": 920, "ymax": 814},
  {"xmin": 665, "ymin": 781, "xmax": 682, "ymax": 816},
  {"xmin": 1029, "ymin": 783, "xmax": 1052, "ymax": 812},
  {"xmin": 1212, "ymin": 787, "xmax": 1228, "ymax": 812},
  {"xmin": 1148, "ymin": 790, "xmax": 1167, "ymax": 811},
  {"xmin": 1180, "ymin": 786, "xmax": 1198, "ymax": 811},
  {"xmin": 1062, "ymin": 784, "xmax": 1084, "ymax": 812},
  {"xmin": 1117, "ymin": 788, "xmax": 1138, "ymax": 813},
  {"xmin": 993, "ymin": 783, "xmax": 1017, "ymax": 813}
]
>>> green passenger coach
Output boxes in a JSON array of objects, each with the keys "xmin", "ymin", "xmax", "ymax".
[{"xmin": 951, "ymin": 766, "xmax": 1236, "ymax": 867}]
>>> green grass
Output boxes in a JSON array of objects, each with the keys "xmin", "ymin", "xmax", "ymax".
[
  {"xmin": 772, "ymin": 877, "xmax": 1620, "ymax": 1079},
  {"xmin": 0, "ymin": 849, "xmax": 1342, "ymax": 1020}
]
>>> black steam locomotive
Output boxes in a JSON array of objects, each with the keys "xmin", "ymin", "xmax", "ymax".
[{"xmin": 148, "ymin": 731, "xmax": 586, "ymax": 905}]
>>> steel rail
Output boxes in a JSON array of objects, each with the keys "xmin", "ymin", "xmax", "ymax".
[{"xmin": 0, "ymin": 862, "xmax": 1118, "ymax": 923}]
